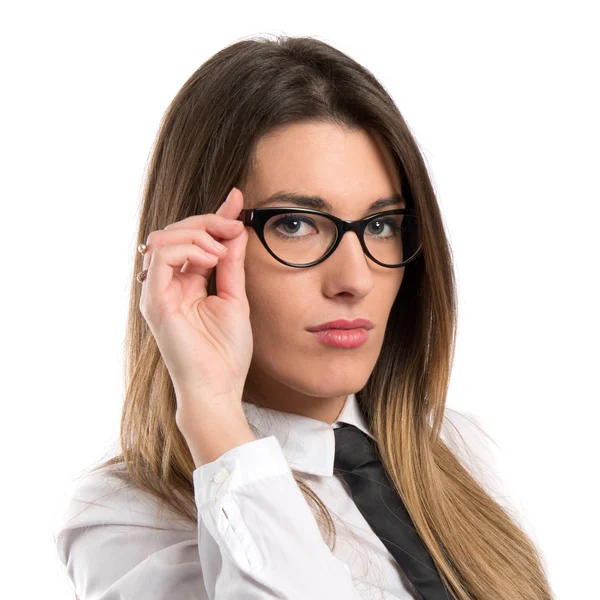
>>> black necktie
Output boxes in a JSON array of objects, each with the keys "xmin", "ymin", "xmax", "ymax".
[{"xmin": 333, "ymin": 423, "xmax": 455, "ymax": 600}]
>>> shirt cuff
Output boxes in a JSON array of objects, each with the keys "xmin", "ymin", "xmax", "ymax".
[{"xmin": 193, "ymin": 435, "xmax": 291, "ymax": 508}]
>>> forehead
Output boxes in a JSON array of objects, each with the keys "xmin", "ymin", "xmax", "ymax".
[{"xmin": 246, "ymin": 121, "xmax": 402, "ymax": 208}]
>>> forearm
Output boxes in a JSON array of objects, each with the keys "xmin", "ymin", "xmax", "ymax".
[{"xmin": 177, "ymin": 400, "xmax": 258, "ymax": 468}]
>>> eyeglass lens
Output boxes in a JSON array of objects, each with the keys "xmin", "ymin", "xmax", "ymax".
[{"xmin": 263, "ymin": 212, "xmax": 420, "ymax": 267}]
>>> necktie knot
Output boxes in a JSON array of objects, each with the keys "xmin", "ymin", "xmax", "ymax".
[{"xmin": 333, "ymin": 423, "xmax": 380, "ymax": 473}]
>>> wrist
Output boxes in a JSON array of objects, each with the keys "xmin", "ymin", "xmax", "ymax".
[
  {"xmin": 175, "ymin": 389, "xmax": 245, "ymax": 434},
  {"xmin": 177, "ymin": 403, "xmax": 257, "ymax": 468}
]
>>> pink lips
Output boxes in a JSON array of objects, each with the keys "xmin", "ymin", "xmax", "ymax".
[
  {"xmin": 310, "ymin": 328, "xmax": 370, "ymax": 348},
  {"xmin": 307, "ymin": 318, "xmax": 373, "ymax": 348},
  {"xmin": 306, "ymin": 318, "xmax": 374, "ymax": 332}
]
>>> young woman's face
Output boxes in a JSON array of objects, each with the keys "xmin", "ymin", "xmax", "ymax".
[{"xmin": 241, "ymin": 121, "xmax": 405, "ymax": 422}]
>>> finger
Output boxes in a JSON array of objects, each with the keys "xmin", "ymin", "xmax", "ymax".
[
  {"xmin": 143, "ymin": 218, "xmax": 239, "ymax": 273},
  {"xmin": 143, "ymin": 227, "xmax": 229, "ymax": 270},
  {"xmin": 162, "ymin": 187, "xmax": 245, "ymax": 231},
  {"xmin": 170, "ymin": 187, "xmax": 248, "ymax": 292},
  {"xmin": 143, "ymin": 228, "xmax": 228, "ymax": 278},
  {"xmin": 215, "ymin": 187, "xmax": 245, "ymax": 221},
  {"xmin": 142, "ymin": 188, "xmax": 248, "ymax": 292},
  {"xmin": 143, "ymin": 244, "xmax": 219, "ymax": 300},
  {"xmin": 163, "ymin": 211, "xmax": 244, "ymax": 234},
  {"xmin": 213, "ymin": 189, "xmax": 249, "ymax": 303}
]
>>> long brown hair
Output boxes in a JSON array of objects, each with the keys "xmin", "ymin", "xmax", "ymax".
[{"xmin": 91, "ymin": 34, "xmax": 554, "ymax": 599}]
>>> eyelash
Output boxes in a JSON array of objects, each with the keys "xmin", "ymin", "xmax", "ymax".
[{"xmin": 270, "ymin": 215, "xmax": 401, "ymax": 241}]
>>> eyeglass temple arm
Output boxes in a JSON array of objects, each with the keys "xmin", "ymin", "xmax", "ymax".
[{"xmin": 236, "ymin": 210, "xmax": 253, "ymax": 226}]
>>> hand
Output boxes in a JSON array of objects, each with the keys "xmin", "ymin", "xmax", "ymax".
[{"xmin": 138, "ymin": 187, "xmax": 253, "ymax": 431}]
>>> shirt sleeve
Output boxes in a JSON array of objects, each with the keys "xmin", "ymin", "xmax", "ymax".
[
  {"xmin": 194, "ymin": 434, "xmax": 362, "ymax": 599},
  {"xmin": 54, "ymin": 467, "xmax": 207, "ymax": 599},
  {"xmin": 54, "ymin": 436, "xmax": 361, "ymax": 600}
]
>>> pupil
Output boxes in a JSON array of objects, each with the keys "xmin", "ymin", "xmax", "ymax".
[
  {"xmin": 369, "ymin": 221, "xmax": 383, "ymax": 234},
  {"xmin": 283, "ymin": 219, "xmax": 300, "ymax": 233}
]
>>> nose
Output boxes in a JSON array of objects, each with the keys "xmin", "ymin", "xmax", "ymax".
[
  {"xmin": 320, "ymin": 229, "xmax": 375, "ymax": 296},
  {"xmin": 331, "ymin": 228, "xmax": 371, "ymax": 263}
]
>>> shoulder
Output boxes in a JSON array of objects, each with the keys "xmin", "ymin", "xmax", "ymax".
[
  {"xmin": 440, "ymin": 408, "xmax": 528, "ymax": 524},
  {"xmin": 53, "ymin": 463, "xmax": 196, "ymax": 543},
  {"xmin": 440, "ymin": 409, "xmax": 503, "ymax": 495},
  {"xmin": 54, "ymin": 464, "xmax": 206, "ymax": 598},
  {"xmin": 441, "ymin": 409, "xmax": 498, "ymax": 464}
]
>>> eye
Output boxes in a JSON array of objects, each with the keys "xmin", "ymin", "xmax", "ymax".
[
  {"xmin": 269, "ymin": 216, "xmax": 319, "ymax": 240},
  {"xmin": 366, "ymin": 217, "xmax": 401, "ymax": 240}
]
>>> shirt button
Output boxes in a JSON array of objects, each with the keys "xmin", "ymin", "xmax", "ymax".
[{"xmin": 213, "ymin": 467, "xmax": 230, "ymax": 483}]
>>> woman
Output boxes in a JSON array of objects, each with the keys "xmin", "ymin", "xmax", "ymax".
[{"xmin": 54, "ymin": 35, "xmax": 554, "ymax": 599}]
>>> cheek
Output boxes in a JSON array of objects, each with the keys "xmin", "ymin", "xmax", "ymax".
[
  {"xmin": 243, "ymin": 238, "xmax": 316, "ymax": 333},
  {"xmin": 243, "ymin": 265, "xmax": 305, "ymax": 347},
  {"xmin": 382, "ymin": 268, "xmax": 405, "ymax": 305}
]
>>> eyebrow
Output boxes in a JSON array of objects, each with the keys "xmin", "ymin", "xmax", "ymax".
[{"xmin": 254, "ymin": 191, "xmax": 405, "ymax": 212}]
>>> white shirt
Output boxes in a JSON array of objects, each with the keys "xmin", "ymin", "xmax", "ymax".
[{"xmin": 54, "ymin": 393, "xmax": 503, "ymax": 599}]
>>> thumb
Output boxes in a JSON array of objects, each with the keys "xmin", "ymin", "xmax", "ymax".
[{"xmin": 214, "ymin": 188, "xmax": 249, "ymax": 304}]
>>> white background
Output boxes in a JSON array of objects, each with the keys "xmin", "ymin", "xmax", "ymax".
[{"xmin": 2, "ymin": 2, "xmax": 598, "ymax": 599}]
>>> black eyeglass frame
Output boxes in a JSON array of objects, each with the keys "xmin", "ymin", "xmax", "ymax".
[{"xmin": 235, "ymin": 207, "xmax": 423, "ymax": 269}]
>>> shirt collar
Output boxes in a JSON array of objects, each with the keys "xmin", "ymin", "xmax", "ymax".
[{"xmin": 241, "ymin": 393, "xmax": 374, "ymax": 477}]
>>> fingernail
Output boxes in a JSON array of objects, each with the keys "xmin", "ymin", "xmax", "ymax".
[{"xmin": 224, "ymin": 187, "xmax": 236, "ymax": 203}]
